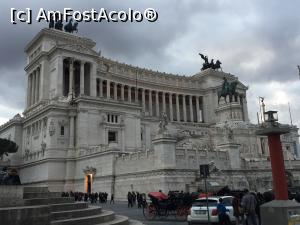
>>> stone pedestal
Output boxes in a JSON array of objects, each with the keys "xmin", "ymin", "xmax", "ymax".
[
  {"xmin": 218, "ymin": 143, "xmax": 241, "ymax": 169},
  {"xmin": 152, "ymin": 133, "xmax": 177, "ymax": 169},
  {"xmin": 215, "ymin": 102, "xmax": 243, "ymax": 122},
  {"xmin": 260, "ymin": 200, "xmax": 300, "ymax": 225}
]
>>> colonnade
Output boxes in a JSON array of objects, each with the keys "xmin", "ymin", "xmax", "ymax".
[
  {"xmin": 27, "ymin": 67, "xmax": 41, "ymax": 107},
  {"xmin": 96, "ymin": 78, "xmax": 204, "ymax": 123},
  {"xmin": 63, "ymin": 58, "xmax": 90, "ymax": 97}
]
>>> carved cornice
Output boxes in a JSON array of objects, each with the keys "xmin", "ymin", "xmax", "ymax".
[
  {"xmin": 25, "ymin": 28, "xmax": 96, "ymax": 52},
  {"xmin": 83, "ymin": 166, "xmax": 97, "ymax": 176}
]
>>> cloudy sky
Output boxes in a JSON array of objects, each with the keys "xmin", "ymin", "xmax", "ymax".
[{"xmin": 0, "ymin": 0, "xmax": 299, "ymax": 129}]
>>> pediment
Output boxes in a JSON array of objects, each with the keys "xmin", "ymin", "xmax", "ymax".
[{"xmin": 57, "ymin": 43, "xmax": 99, "ymax": 56}]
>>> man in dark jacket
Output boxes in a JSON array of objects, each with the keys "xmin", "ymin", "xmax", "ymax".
[
  {"xmin": 241, "ymin": 189, "xmax": 258, "ymax": 225},
  {"xmin": 2, "ymin": 168, "xmax": 21, "ymax": 185}
]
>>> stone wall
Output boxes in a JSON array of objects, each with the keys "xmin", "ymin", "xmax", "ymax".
[
  {"xmin": 0, "ymin": 186, "xmax": 24, "ymax": 207},
  {"xmin": 176, "ymin": 148, "xmax": 230, "ymax": 170},
  {"xmin": 115, "ymin": 150, "xmax": 155, "ymax": 175}
]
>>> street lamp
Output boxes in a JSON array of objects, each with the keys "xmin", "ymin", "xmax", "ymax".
[
  {"xmin": 264, "ymin": 110, "xmax": 278, "ymax": 124},
  {"xmin": 257, "ymin": 111, "xmax": 300, "ymax": 225},
  {"xmin": 257, "ymin": 110, "xmax": 289, "ymax": 200}
]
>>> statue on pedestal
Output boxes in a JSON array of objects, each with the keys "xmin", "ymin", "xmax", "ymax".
[
  {"xmin": 223, "ymin": 121, "xmax": 234, "ymax": 142},
  {"xmin": 158, "ymin": 112, "xmax": 168, "ymax": 134}
]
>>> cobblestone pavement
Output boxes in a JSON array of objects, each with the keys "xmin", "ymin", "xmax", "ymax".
[{"xmin": 96, "ymin": 201, "xmax": 189, "ymax": 225}]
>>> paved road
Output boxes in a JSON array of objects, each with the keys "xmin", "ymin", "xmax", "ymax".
[{"xmin": 97, "ymin": 201, "xmax": 189, "ymax": 225}]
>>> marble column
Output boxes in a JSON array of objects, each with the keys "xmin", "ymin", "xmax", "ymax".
[
  {"xmin": 106, "ymin": 80, "xmax": 110, "ymax": 99},
  {"xmin": 183, "ymin": 95, "xmax": 187, "ymax": 122},
  {"xmin": 189, "ymin": 95, "xmax": 194, "ymax": 122},
  {"xmin": 32, "ymin": 71, "xmax": 36, "ymax": 104},
  {"xmin": 156, "ymin": 91, "xmax": 159, "ymax": 116},
  {"xmin": 34, "ymin": 69, "xmax": 38, "ymax": 103},
  {"xmin": 39, "ymin": 63, "xmax": 45, "ymax": 100},
  {"xmin": 69, "ymin": 116, "xmax": 75, "ymax": 148},
  {"xmin": 31, "ymin": 72, "xmax": 35, "ymax": 105},
  {"xmin": 121, "ymin": 84, "xmax": 124, "ymax": 100},
  {"xmin": 57, "ymin": 56, "xmax": 63, "ymax": 97},
  {"xmin": 90, "ymin": 62, "xmax": 97, "ymax": 97},
  {"xmin": 68, "ymin": 59, "xmax": 74, "ymax": 96},
  {"xmin": 128, "ymin": 86, "xmax": 131, "ymax": 102},
  {"xmin": 149, "ymin": 90, "xmax": 153, "ymax": 116},
  {"xmin": 135, "ymin": 88, "xmax": 138, "ymax": 103},
  {"xmin": 196, "ymin": 96, "xmax": 200, "ymax": 122},
  {"xmin": 162, "ymin": 92, "xmax": 166, "ymax": 113},
  {"xmin": 27, "ymin": 74, "xmax": 32, "ymax": 106},
  {"xmin": 142, "ymin": 89, "xmax": 146, "ymax": 112},
  {"xmin": 100, "ymin": 79, "xmax": 103, "ymax": 97},
  {"xmin": 169, "ymin": 93, "xmax": 173, "ymax": 121},
  {"xmin": 37, "ymin": 68, "xmax": 40, "ymax": 102},
  {"xmin": 243, "ymin": 96, "xmax": 249, "ymax": 122},
  {"xmin": 80, "ymin": 61, "xmax": 85, "ymax": 95},
  {"xmin": 114, "ymin": 83, "xmax": 117, "ymax": 100},
  {"xmin": 176, "ymin": 94, "xmax": 180, "ymax": 121}
]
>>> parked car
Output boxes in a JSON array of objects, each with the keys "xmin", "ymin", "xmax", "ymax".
[{"xmin": 187, "ymin": 196, "xmax": 235, "ymax": 224}]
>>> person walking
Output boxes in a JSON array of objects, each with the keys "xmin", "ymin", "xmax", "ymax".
[
  {"xmin": 232, "ymin": 193, "xmax": 244, "ymax": 225},
  {"xmin": 217, "ymin": 198, "xmax": 230, "ymax": 225},
  {"xmin": 241, "ymin": 189, "xmax": 258, "ymax": 225},
  {"xmin": 110, "ymin": 193, "xmax": 115, "ymax": 204},
  {"xmin": 127, "ymin": 192, "xmax": 133, "ymax": 207}
]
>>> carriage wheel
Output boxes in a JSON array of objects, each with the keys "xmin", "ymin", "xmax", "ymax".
[
  {"xmin": 175, "ymin": 206, "xmax": 188, "ymax": 221},
  {"xmin": 143, "ymin": 203, "xmax": 156, "ymax": 220}
]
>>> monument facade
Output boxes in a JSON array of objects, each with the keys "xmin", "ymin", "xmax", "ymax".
[{"xmin": 0, "ymin": 28, "xmax": 299, "ymax": 199}]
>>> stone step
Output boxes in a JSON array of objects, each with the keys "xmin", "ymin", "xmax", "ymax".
[
  {"xmin": 51, "ymin": 210, "xmax": 115, "ymax": 225},
  {"xmin": 98, "ymin": 215, "xmax": 129, "ymax": 225},
  {"xmin": 24, "ymin": 197, "xmax": 74, "ymax": 206},
  {"xmin": 128, "ymin": 219, "xmax": 145, "ymax": 225},
  {"xmin": 23, "ymin": 191, "xmax": 61, "ymax": 199},
  {"xmin": 51, "ymin": 206, "xmax": 102, "ymax": 220},
  {"xmin": 23, "ymin": 187, "xmax": 49, "ymax": 193},
  {"xmin": 50, "ymin": 202, "xmax": 88, "ymax": 212},
  {"xmin": 0, "ymin": 205, "xmax": 50, "ymax": 225}
]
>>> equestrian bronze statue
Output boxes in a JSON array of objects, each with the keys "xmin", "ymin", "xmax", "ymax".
[{"xmin": 217, "ymin": 77, "xmax": 239, "ymax": 104}]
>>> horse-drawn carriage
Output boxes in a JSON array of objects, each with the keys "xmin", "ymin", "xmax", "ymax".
[{"xmin": 142, "ymin": 191, "xmax": 197, "ymax": 221}]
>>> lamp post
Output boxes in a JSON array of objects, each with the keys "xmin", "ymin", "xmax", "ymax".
[
  {"xmin": 257, "ymin": 110, "xmax": 300, "ymax": 225},
  {"xmin": 257, "ymin": 110, "xmax": 289, "ymax": 200}
]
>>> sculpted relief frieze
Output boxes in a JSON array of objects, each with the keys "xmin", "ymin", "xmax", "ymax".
[
  {"xmin": 49, "ymin": 119, "xmax": 56, "ymax": 136},
  {"xmin": 57, "ymin": 43, "xmax": 97, "ymax": 56}
]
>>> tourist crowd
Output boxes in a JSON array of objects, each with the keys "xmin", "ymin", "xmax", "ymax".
[
  {"xmin": 213, "ymin": 187, "xmax": 300, "ymax": 225},
  {"xmin": 127, "ymin": 191, "xmax": 146, "ymax": 208},
  {"xmin": 61, "ymin": 191, "xmax": 111, "ymax": 203}
]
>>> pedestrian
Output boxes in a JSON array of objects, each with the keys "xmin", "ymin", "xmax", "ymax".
[
  {"xmin": 110, "ymin": 193, "xmax": 115, "ymax": 204},
  {"xmin": 232, "ymin": 193, "xmax": 244, "ymax": 225},
  {"xmin": 2, "ymin": 168, "xmax": 21, "ymax": 185},
  {"xmin": 127, "ymin": 192, "xmax": 133, "ymax": 207},
  {"xmin": 217, "ymin": 198, "xmax": 230, "ymax": 225},
  {"xmin": 241, "ymin": 189, "xmax": 258, "ymax": 225},
  {"xmin": 0, "ymin": 167, "xmax": 8, "ymax": 185}
]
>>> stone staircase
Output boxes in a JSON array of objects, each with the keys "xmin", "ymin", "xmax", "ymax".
[{"xmin": 19, "ymin": 187, "xmax": 141, "ymax": 225}]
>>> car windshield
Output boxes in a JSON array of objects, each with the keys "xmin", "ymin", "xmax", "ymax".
[{"xmin": 192, "ymin": 199, "xmax": 218, "ymax": 207}]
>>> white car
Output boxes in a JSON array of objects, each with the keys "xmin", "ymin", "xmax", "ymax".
[{"xmin": 187, "ymin": 196, "xmax": 236, "ymax": 224}]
